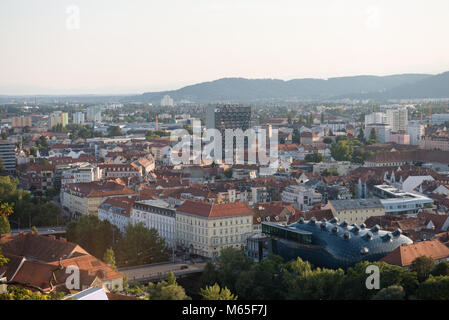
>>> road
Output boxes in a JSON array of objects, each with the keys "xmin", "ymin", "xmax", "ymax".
[
  {"xmin": 119, "ymin": 262, "xmax": 207, "ymax": 282},
  {"xmin": 10, "ymin": 226, "xmax": 67, "ymax": 235}
]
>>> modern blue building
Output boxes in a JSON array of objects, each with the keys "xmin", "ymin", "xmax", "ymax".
[{"xmin": 259, "ymin": 217, "xmax": 413, "ymax": 269}]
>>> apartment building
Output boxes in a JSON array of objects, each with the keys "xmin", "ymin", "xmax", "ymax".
[
  {"xmin": 327, "ymin": 198, "xmax": 385, "ymax": 225},
  {"xmin": 61, "ymin": 180, "xmax": 137, "ymax": 219},
  {"xmin": 98, "ymin": 196, "xmax": 136, "ymax": 233},
  {"xmin": 11, "ymin": 116, "xmax": 32, "ymax": 128},
  {"xmin": 281, "ymin": 184, "xmax": 322, "ymax": 211},
  {"xmin": 0, "ymin": 140, "xmax": 16, "ymax": 173},
  {"xmin": 99, "ymin": 163, "xmax": 142, "ymax": 179},
  {"xmin": 175, "ymin": 200, "xmax": 253, "ymax": 258},
  {"xmin": 130, "ymin": 199, "xmax": 177, "ymax": 248}
]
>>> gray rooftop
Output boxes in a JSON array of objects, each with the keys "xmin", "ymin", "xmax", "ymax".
[{"xmin": 329, "ymin": 198, "xmax": 383, "ymax": 210}]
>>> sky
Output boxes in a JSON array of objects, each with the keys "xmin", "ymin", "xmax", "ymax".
[{"xmin": 1, "ymin": 0, "xmax": 449, "ymax": 95}]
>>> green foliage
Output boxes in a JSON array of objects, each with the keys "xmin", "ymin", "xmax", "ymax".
[
  {"xmin": 322, "ymin": 137, "xmax": 333, "ymax": 144},
  {"xmin": 144, "ymin": 272, "xmax": 190, "ymax": 300},
  {"xmin": 0, "ymin": 217, "xmax": 10, "ymax": 235},
  {"xmin": 107, "ymin": 126, "xmax": 122, "ymax": 137},
  {"xmin": 0, "ymin": 286, "xmax": 65, "ymax": 300},
  {"xmin": 432, "ymin": 261, "xmax": 449, "ymax": 277},
  {"xmin": 369, "ymin": 128, "xmax": 378, "ymax": 143},
  {"xmin": 305, "ymin": 152, "xmax": 324, "ymax": 163},
  {"xmin": 201, "ymin": 247, "xmax": 252, "ymax": 294},
  {"xmin": 116, "ymin": 223, "xmax": 168, "ymax": 267},
  {"xmin": 200, "ymin": 283, "xmax": 238, "ymax": 300},
  {"xmin": 103, "ymin": 247, "xmax": 117, "ymax": 271},
  {"xmin": 321, "ymin": 168, "xmax": 339, "ymax": 177},
  {"xmin": 66, "ymin": 215, "xmax": 121, "ymax": 259},
  {"xmin": 0, "ymin": 247, "xmax": 9, "ymax": 266},
  {"xmin": 411, "ymin": 256, "xmax": 435, "ymax": 282},
  {"xmin": 223, "ymin": 169, "xmax": 233, "ymax": 179},
  {"xmin": 292, "ymin": 128, "xmax": 301, "ymax": 144},
  {"xmin": 36, "ymin": 136, "xmax": 48, "ymax": 149},
  {"xmin": 372, "ymin": 285, "xmax": 405, "ymax": 300},
  {"xmin": 416, "ymin": 275, "xmax": 449, "ymax": 300},
  {"xmin": 235, "ymin": 254, "xmax": 289, "ymax": 300},
  {"xmin": 330, "ymin": 140, "xmax": 353, "ymax": 161}
]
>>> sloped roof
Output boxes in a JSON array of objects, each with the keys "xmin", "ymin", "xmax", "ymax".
[
  {"xmin": 177, "ymin": 200, "xmax": 253, "ymax": 218},
  {"xmin": 380, "ymin": 239, "xmax": 449, "ymax": 266}
]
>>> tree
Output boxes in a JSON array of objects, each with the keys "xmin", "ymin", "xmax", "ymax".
[
  {"xmin": 322, "ymin": 137, "xmax": 332, "ymax": 144},
  {"xmin": 145, "ymin": 271, "xmax": 190, "ymax": 300},
  {"xmin": 0, "ymin": 286, "xmax": 65, "ymax": 300},
  {"xmin": 288, "ymin": 267, "xmax": 346, "ymax": 300},
  {"xmin": 411, "ymin": 256, "xmax": 435, "ymax": 282},
  {"xmin": 330, "ymin": 140, "xmax": 353, "ymax": 161},
  {"xmin": 357, "ymin": 126, "xmax": 365, "ymax": 142},
  {"xmin": 107, "ymin": 126, "xmax": 122, "ymax": 137},
  {"xmin": 103, "ymin": 248, "xmax": 117, "ymax": 271},
  {"xmin": 368, "ymin": 128, "xmax": 378, "ymax": 143},
  {"xmin": 116, "ymin": 223, "xmax": 168, "ymax": 267},
  {"xmin": 200, "ymin": 283, "xmax": 238, "ymax": 300},
  {"xmin": 432, "ymin": 261, "xmax": 449, "ymax": 277},
  {"xmin": 201, "ymin": 247, "xmax": 252, "ymax": 295},
  {"xmin": 36, "ymin": 136, "xmax": 48, "ymax": 149},
  {"xmin": 0, "ymin": 201, "xmax": 13, "ymax": 235},
  {"xmin": 320, "ymin": 112, "xmax": 325, "ymax": 124},
  {"xmin": 305, "ymin": 152, "xmax": 324, "ymax": 163},
  {"xmin": 416, "ymin": 275, "xmax": 449, "ymax": 300},
  {"xmin": 292, "ymin": 128, "xmax": 301, "ymax": 144},
  {"xmin": 0, "ymin": 247, "xmax": 8, "ymax": 267},
  {"xmin": 235, "ymin": 254, "xmax": 289, "ymax": 300},
  {"xmin": 223, "ymin": 169, "xmax": 233, "ymax": 179},
  {"xmin": 371, "ymin": 285, "xmax": 405, "ymax": 300},
  {"xmin": 66, "ymin": 215, "xmax": 120, "ymax": 259},
  {"xmin": 0, "ymin": 158, "xmax": 5, "ymax": 173}
]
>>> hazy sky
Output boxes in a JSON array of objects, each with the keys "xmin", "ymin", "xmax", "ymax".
[{"xmin": 1, "ymin": 0, "xmax": 449, "ymax": 95}]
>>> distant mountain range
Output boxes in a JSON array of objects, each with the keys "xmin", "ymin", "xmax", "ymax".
[
  {"xmin": 2, "ymin": 71, "xmax": 448, "ymax": 104},
  {"xmin": 128, "ymin": 72, "xmax": 449, "ymax": 103}
]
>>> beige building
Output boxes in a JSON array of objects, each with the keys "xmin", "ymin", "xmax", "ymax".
[
  {"xmin": 327, "ymin": 199, "xmax": 385, "ymax": 225},
  {"xmin": 61, "ymin": 180, "xmax": 137, "ymax": 219},
  {"xmin": 11, "ymin": 116, "xmax": 32, "ymax": 128},
  {"xmin": 176, "ymin": 200, "xmax": 253, "ymax": 258}
]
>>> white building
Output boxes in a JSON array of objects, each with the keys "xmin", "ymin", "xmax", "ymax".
[
  {"xmin": 175, "ymin": 200, "xmax": 253, "ymax": 258},
  {"xmin": 87, "ymin": 106, "xmax": 102, "ymax": 123},
  {"xmin": 131, "ymin": 199, "xmax": 177, "ymax": 248},
  {"xmin": 373, "ymin": 184, "xmax": 434, "ymax": 215},
  {"xmin": 365, "ymin": 123, "xmax": 391, "ymax": 143},
  {"xmin": 60, "ymin": 163, "xmax": 102, "ymax": 186},
  {"xmin": 73, "ymin": 112, "xmax": 85, "ymax": 125},
  {"xmin": 50, "ymin": 111, "xmax": 68, "ymax": 128},
  {"xmin": 386, "ymin": 107, "xmax": 408, "ymax": 132},
  {"xmin": 161, "ymin": 95, "xmax": 174, "ymax": 107},
  {"xmin": 281, "ymin": 185, "xmax": 322, "ymax": 211},
  {"xmin": 98, "ymin": 196, "xmax": 135, "ymax": 234},
  {"xmin": 365, "ymin": 112, "xmax": 388, "ymax": 127},
  {"xmin": 408, "ymin": 121, "xmax": 424, "ymax": 145}
]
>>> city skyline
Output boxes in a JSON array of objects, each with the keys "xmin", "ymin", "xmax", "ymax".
[{"xmin": 1, "ymin": 0, "xmax": 449, "ymax": 95}]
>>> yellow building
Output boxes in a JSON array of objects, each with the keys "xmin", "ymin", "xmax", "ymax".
[
  {"xmin": 61, "ymin": 180, "xmax": 137, "ymax": 219},
  {"xmin": 327, "ymin": 199, "xmax": 385, "ymax": 225},
  {"xmin": 176, "ymin": 200, "xmax": 254, "ymax": 258}
]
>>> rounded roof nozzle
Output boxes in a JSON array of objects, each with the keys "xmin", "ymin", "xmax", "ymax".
[
  {"xmin": 329, "ymin": 217, "xmax": 339, "ymax": 224},
  {"xmin": 360, "ymin": 247, "xmax": 369, "ymax": 255},
  {"xmin": 298, "ymin": 217, "xmax": 304, "ymax": 224},
  {"xmin": 343, "ymin": 231, "xmax": 351, "ymax": 240},
  {"xmin": 370, "ymin": 225, "xmax": 380, "ymax": 233},
  {"xmin": 331, "ymin": 226, "xmax": 338, "ymax": 234},
  {"xmin": 392, "ymin": 229, "xmax": 402, "ymax": 237},
  {"xmin": 382, "ymin": 233, "xmax": 393, "ymax": 241},
  {"xmin": 309, "ymin": 217, "xmax": 316, "ymax": 225},
  {"xmin": 351, "ymin": 225, "xmax": 360, "ymax": 234},
  {"xmin": 360, "ymin": 223, "xmax": 367, "ymax": 229},
  {"xmin": 363, "ymin": 231, "xmax": 373, "ymax": 240},
  {"xmin": 340, "ymin": 221, "xmax": 348, "ymax": 228}
]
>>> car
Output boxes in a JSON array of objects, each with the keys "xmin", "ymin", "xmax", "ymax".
[{"xmin": 180, "ymin": 265, "xmax": 188, "ymax": 270}]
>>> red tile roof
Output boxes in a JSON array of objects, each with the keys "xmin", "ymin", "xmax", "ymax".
[
  {"xmin": 177, "ymin": 200, "xmax": 253, "ymax": 218},
  {"xmin": 380, "ymin": 239, "xmax": 449, "ymax": 267}
]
